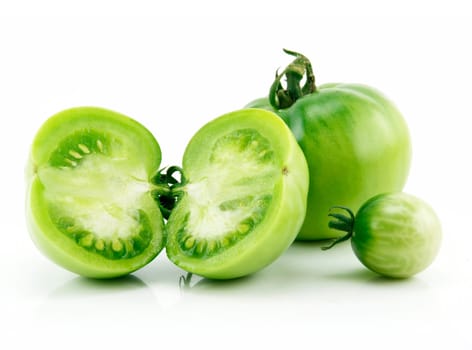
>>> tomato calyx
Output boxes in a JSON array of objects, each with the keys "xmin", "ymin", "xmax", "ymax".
[
  {"xmin": 179, "ymin": 272, "xmax": 193, "ymax": 290},
  {"xmin": 321, "ymin": 206, "xmax": 355, "ymax": 250},
  {"xmin": 269, "ymin": 49, "xmax": 317, "ymax": 110},
  {"xmin": 151, "ymin": 166, "xmax": 187, "ymax": 219}
]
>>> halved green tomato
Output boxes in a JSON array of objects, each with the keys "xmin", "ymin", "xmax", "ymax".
[
  {"xmin": 166, "ymin": 109, "xmax": 309, "ymax": 279},
  {"xmin": 26, "ymin": 107, "xmax": 165, "ymax": 278}
]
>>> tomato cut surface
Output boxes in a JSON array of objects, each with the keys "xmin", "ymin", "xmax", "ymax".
[
  {"xmin": 166, "ymin": 109, "xmax": 309, "ymax": 279},
  {"xmin": 26, "ymin": 107, "xmax": 165, "ymax": 278}
]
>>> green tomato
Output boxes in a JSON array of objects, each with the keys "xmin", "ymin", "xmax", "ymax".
[
  {"xmin": 26, "ymin": 107, "xmax": 165, "ymax": 278},
  {"xmin": 165, "ymin": 109, "xmax": 309, "ymax": 279},
  {"xmin": 324, "ymin": 193, "xmax": 442, "ymax": 278},
  {"xmin": 246, "ymin": 50, "xmax": 411, "ymax": 240}
]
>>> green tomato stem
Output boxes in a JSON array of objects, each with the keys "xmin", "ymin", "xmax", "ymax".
[
  {"xmin": 321, "ymin": 206, "xmax": 355, "ymax": 250},
  {"xmin": 269, "ymin": 49, "xmax": 317, "ymax": 109},
  {"xmin": 179, "ymin": 272, "xmax": 193, "ymax": 290},
  {"xmin": 151, "ymin": 166, "xmax": 187, "ymax": 219}
]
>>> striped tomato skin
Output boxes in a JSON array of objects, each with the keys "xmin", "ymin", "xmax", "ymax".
[{"xmin": 352, "ymin": 193, "xmax": 441, "ymax": 278}]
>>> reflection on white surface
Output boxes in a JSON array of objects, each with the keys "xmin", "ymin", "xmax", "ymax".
[
  {"xmin": 30, "ymin": 241, "xmax": 439, "ymax": 315},
  {"xmin": 3, "ymin": 232, "xmax": 470, "ymax": 349},
  {"xmin": 173, "ymin": 241, "xmax": 437, "ymax": 318},
  {"xmin": 35, "ymin": 275, "xmax": 161, "ymax": 321}
]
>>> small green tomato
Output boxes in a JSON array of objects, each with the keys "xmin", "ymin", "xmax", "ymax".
[{"xmin": 323, "ymin": 192, "xmax": 442, "ymax": 278}]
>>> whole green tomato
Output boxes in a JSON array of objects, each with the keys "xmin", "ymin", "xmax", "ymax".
[
  {"xmin": 323, "ymin": 192, "xmax": 442, "ymax": 278},
  {"xmin": 246, "ymin": 49, "xmax": 411, "ymax": 240}
]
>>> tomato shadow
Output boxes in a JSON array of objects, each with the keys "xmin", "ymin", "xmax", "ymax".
[
  {"xmin": 321, "ymin": 267, "xmax": 377, "ymax": 281},
  {"xmin": 36, "ymin": 274, "xmax": 161, "ymax": 321},
  {"xmin": 323, "ymin": 268, "xmax": 405, "ymax": 283},
  {"xmin": 177, "ymin": 271, "xmax": 259, "ymax": 296},
  {"xmin": 172, "ymin": 239, "xmax": 429, "ymax": 299},
  {"xmin": 47, "ymin": 274, "xmax": 151, "ymax": 298},
  {"xmin": 321, "ymin": 263, "xmax": 430, "ymax": 288},
  {"xmin": 177, "ymin": 240, "xmax": 344, "ymax": 296}
]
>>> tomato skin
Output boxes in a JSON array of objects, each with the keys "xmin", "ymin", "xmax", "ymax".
[
  {"xmin": 247, "ymin": 83, "xmax": 411, "ymax": 240},
  {"xmin": 165, "ymin": 109, "xmax": 309, "ymax": 279},
  {"xmin": 352, "ymin": 193, "xmax": 442, "ymax": 278},
  {"xmin": 26, "ymin": 107, "xmax": 165, "ymax": 279}
]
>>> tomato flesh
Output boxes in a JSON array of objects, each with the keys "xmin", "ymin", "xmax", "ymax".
[
  {"xmin": 166, "ymin": 109, "xmax": 309, "ymax": 279},
  {"xmin": 26, "ymin": 107, "xmax": 165, "ymax": 278}
]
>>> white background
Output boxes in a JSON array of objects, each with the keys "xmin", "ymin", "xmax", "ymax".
[{"xmin": 1, "ymin": 3, "xmax": 471, "ymax": 349}]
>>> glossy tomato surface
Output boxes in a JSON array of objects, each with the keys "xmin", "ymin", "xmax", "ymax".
[
  {"xmin": 248, "ymin": 83, "xmax": 411, "ymax": 240},
  {"xmin": 352, "ymin": 192, "xmax": 442, "ymax": 278},
  {"xmin": 166, "ymin": 109, "xmax": 309, "ymax": 279},
  {"xmin": 26, "ymin": 107, "xmax": 165, "ymax": 278}
]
